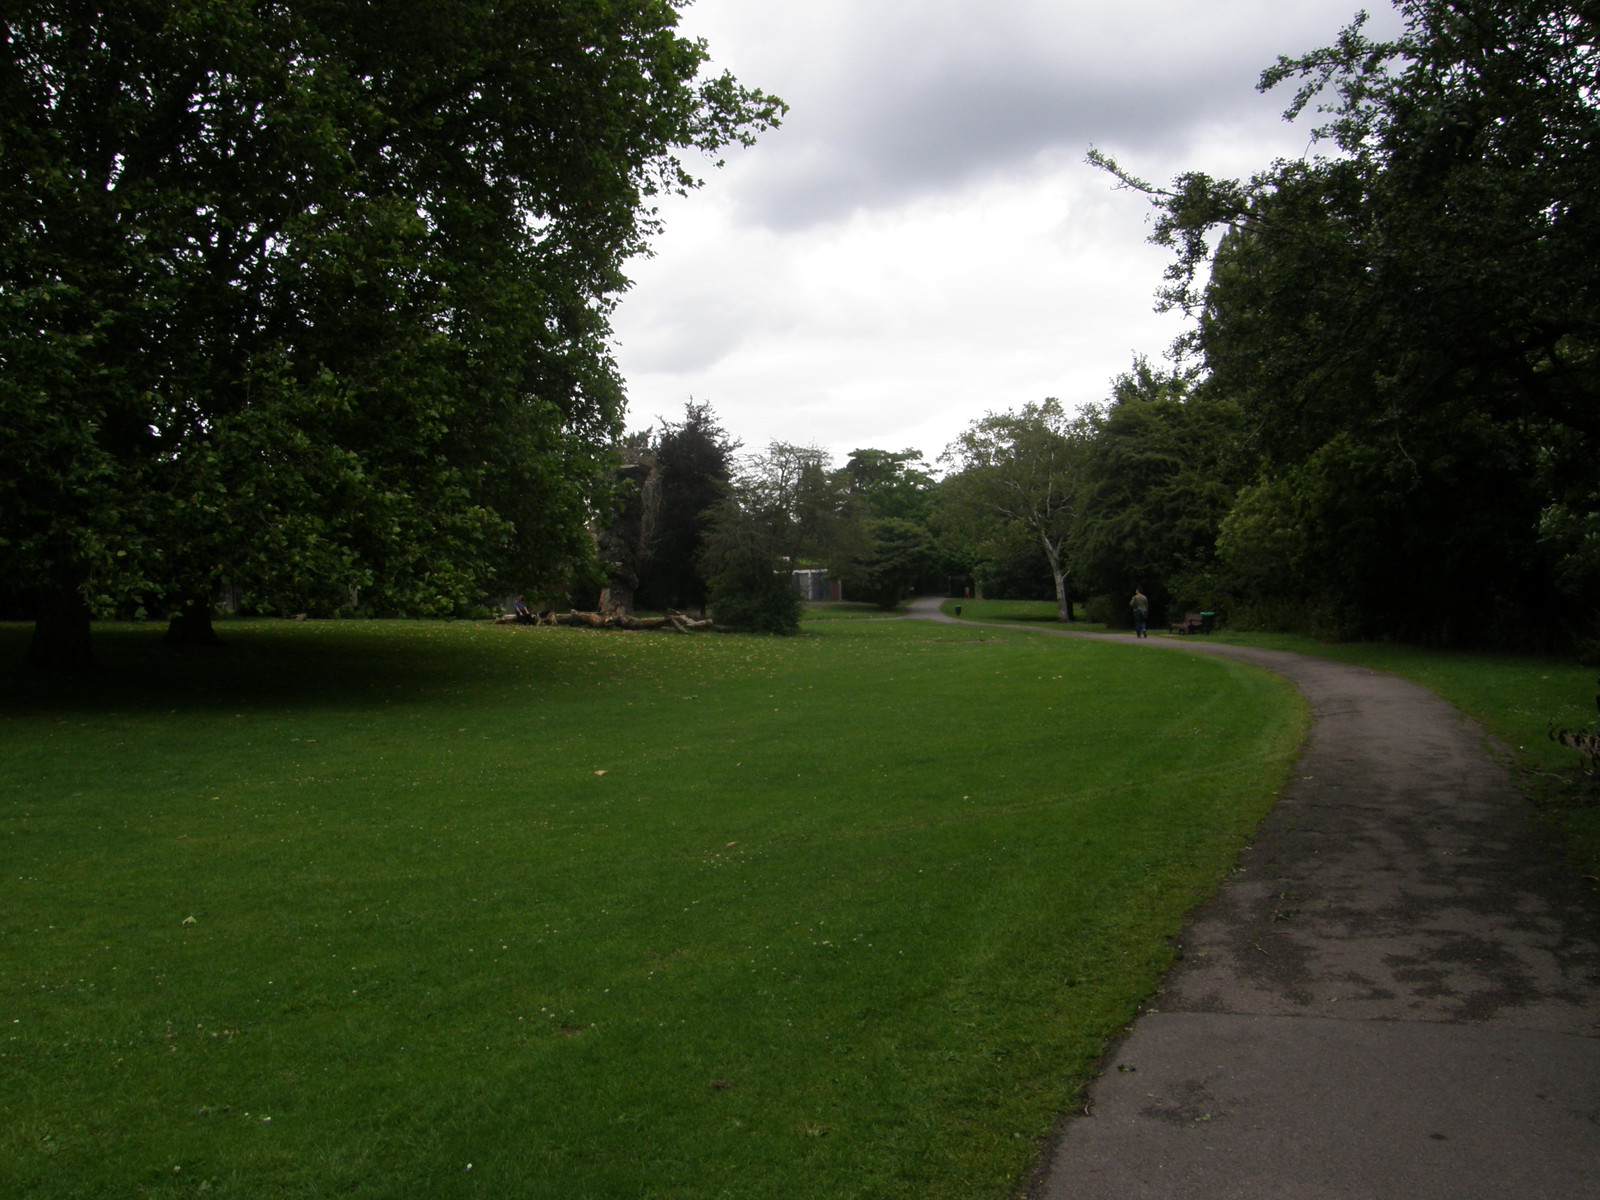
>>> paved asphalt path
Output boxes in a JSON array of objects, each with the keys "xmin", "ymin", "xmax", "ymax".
[{"xmin": 907, "ymin": 598, "xmax": 1600, "ymax": 1199}]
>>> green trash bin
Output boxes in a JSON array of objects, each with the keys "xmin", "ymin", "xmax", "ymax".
[{"xmin": 1200, "ymin": 612, "xmax": 1216, "ymax": 633}]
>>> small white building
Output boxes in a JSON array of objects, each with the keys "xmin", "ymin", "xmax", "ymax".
[{"xmin": 791, "ymin": 568, "xmax": 834, "ymax": 602}]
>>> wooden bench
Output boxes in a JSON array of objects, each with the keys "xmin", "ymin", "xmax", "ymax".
[{"xmin": 1169, "ymin": 612, "xmax": 1206, "ymax": 634}]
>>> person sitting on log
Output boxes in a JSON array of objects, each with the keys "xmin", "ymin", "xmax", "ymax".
[{"xmin": 512, "ymin": 595, "xmax": 535, "ymax": 624}]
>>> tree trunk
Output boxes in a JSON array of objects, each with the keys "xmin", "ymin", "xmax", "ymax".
[
  {"xmin": 27, "ymin": 581, "xmax": 94, "ymax": 671},
  {"xmin": 1043, "ymin": 536, "xmax": 1075, "ymax": 622},
  {"xmin": 1050, "ymin": 568, "xmax": 1077, "ymax": 622},
  {"xmin": 166, "ymin": 597, "xmax": 223, "ymax": 646},
  {"xmin": 598, "ymin": 584, "xmax": 635, "ymax": 617}
]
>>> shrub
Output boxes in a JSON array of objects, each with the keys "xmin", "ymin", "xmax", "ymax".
[{"xmin": 706, "ymin": 554, "xmax": 801, "ymax": 634}]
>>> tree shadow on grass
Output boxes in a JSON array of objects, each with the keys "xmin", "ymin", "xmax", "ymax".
[{"xmin": 0, "ymin": 620, "xmax": 557, "ymax": 718}]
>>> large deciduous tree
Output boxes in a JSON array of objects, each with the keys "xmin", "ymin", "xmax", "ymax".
[
  {"xmin": 940, "ymin": 399, "xmax": 1084, "ymax": 622},
  {"xmin": 1, "ymin": 1, "xmax": 783, "ymax": 667},
  {"xmin": 1094, "ymin": 0, "xmax": 1600, "ymax": 647},
  {"xmin": 736, "ymin": 441, "xmax": 854, "ymax": 566},
  {"xmin": 843, "ymin": 447, "xmax": 937, "ymax": 524},
  {"xmin": 1071, "ymin": 360, "xmax": 1248, "ymax": 626},
  {"xmin": 836, "ymin": 448, "xmax": 941, "ymax": 604}
]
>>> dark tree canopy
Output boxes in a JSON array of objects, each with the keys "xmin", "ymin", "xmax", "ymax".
[
  {"xmin": 1, "ymin": 1, "xmax": 783, "ymax": 666},
  {"xmin": 849, "ymin": 517, "xmax": 939, "ymax": 610},
  {"xmin": 1093, "ymin": 0, "xmax": 1600, "ymax": 647},
  {"xmin": 633, "ymin": 401, "xmax": 737, "ymax": 614},
  {"xmin": 1070, "ymin": 361, "xmax": 1247, "ymax": 625},
  {"xmin": 843, "ymin": 448, "xmax": 936, "ymax": 524}
]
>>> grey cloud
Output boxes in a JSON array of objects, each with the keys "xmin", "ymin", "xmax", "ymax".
[
  {"xmin": 712, "ymin": 2, "xmax": 1394, "ymax": 230},
  {"xmin": 735, "ymin": 72, "xmax": 1246, "ymax": 229},
  {"xmin": 612, "ymin": 289, "xmax": 760, "ymax": 375}
]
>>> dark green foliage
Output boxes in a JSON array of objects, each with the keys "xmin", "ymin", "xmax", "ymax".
[
  {"xmin": 698, "ymin": 497, "xmax": 801, "ymax": 634},
  {"xmin": 1096, "ymin": 0, "xmax": 1600, "ymax": 648},
  {"xmin": 973, "ymin": 541, "xmax": 1056, "ymax": 603},
  {"xmin": 844, "ymin": 447, "xmax": 937, "ymax": 523},
  {"xmin": 0, "ymin": 2, "xmax": 783, "ymax": 664},
  {"xmin": 704, "ymin": 547, "xmax": 802, "ymax": 634},
  {"xmin": 849, "ymin": 518, "xmax": 941, "ymax": 609},
  {"xmin": 689, "ymin": 439, "xmax": 812, "ymax": 634},
  {"xmin": 739, "ymin": 441, "xmax": 853, "ymax": 566},
  {"xmin": 634, "ymin": 402, "xmax": 737, "ymax": 613},
  {"xmin": 939, "ymin": 400, "xmax": 1085, "ymax": 621},
  {"xmin": 1071, "ymin": 362, "xmax": 1247, "ymax": 625}
]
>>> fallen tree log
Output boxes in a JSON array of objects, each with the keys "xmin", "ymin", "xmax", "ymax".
[
  {"xmin": 614, "ymin": 615, "xmax": 670, "ymax": 630},
  {"xmin": 515, "ymin": 609, "xmax": 715, "ymax": 632}
]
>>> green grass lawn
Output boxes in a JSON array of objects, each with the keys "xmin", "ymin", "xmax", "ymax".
[
  {"xmin": 940, "ymin": 599, "xmax": 1600, "ymax": 876},
  {"xmin": 1, "ymin": 616, "xmax": 1303, "ymax": 1200}
]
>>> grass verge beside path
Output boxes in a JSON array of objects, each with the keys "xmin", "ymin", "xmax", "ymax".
[
  {"xmin": 941, "ymin": 599, "xmax": 1108, "ymax": 632},
  {"xmin": 936, "ymin": 601, "xmax": 1598, "ymax": 881},
  {"xmin": 1, "ymin": 617, "xmax": 1303, "ymax": 1200},
  {"xmin": 1202, "ymin": 631, "xmax": 1600, "ymax": 879}
]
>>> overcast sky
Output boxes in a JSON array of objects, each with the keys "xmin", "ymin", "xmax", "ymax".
[{"xmin": 609, "ymin": 0, "xmax": 1405, "ymax": 469}]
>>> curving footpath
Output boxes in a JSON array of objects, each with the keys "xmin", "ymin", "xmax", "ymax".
[{"xmin": 908, "ymin": 598, "xmax": 1600, "ymax": 1199}]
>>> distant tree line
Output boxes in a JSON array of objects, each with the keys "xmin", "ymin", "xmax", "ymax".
[
  {"xmin": 595, "ymin": 403, "xmax": 944, "ymax": 635},
  {"xmin": 672, "ymin": 1, "xmax": 1599, "ymax": 653}
]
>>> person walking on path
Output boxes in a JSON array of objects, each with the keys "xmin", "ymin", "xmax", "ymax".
[{"xmin": 1129, "ymin": 588, "xmax": 1149, "ymax": 637}]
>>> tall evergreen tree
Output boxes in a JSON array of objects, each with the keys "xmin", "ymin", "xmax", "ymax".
[{"xmin": 634, "ymin": 402, "xmax": 736, "ymax": 613}]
